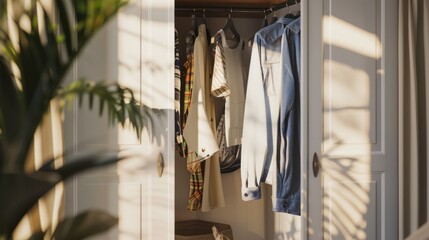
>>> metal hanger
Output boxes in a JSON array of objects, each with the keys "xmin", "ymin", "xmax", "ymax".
[
  {"xmin": 191, "ymin": 9, "xmax": 197, "ymax": 31},
  {"xmin": 202, "ymin": 8, "xmax": 206, "ymax": 24},
  {"xmin": 262, "ymin": 9, "xmax": 269, "ymax": 27},
  {"xmin": 295, "ymin": 0, "xmax": 301, "ymax": 16},
  {"xmin": 222, "ymin": 8, "xmax": 240, "ymax": 44},
  {"xmin": 284, "ymin": 1, "xmax": 297, "ymax": 19},
  {"xmin": 186, "ymin": 9, "xmax": 197, "ymax": 44},
  {"xmin": 247, "ymin": 9, "xmax": 268, "ymax": 47},
  {"xmin": 270, "ymin": 7, "xmax": 278, "ymax": 24}
]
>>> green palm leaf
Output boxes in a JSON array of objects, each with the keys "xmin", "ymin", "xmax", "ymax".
[
  {"xmin": 57, "ymin": 80, "xmax": 144, "ymax": 138},
  {"xmin": 0, "ymin": 0, "xmax": 131, "ymax": 171},
  {"xmin": 0, "ymin": 152, "xmax": 127, "ymax": 237},
  {"xmin": 0, "ymin": 172, "xmax": 61, "ymax": 237}
]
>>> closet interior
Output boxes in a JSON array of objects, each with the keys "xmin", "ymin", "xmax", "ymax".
[{"xmin": 175, "ymin": 0, "xmax": 302, "ymax": 239}]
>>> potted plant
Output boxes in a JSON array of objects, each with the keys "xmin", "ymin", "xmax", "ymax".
[{"xmin": 0, "ymin": 0, "xmax": 145, "ymax": 239}]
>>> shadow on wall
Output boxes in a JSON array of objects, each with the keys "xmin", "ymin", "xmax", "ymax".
[{"xmin": 274, "ymin": 217, "xmax": 300, "ymax": 240}]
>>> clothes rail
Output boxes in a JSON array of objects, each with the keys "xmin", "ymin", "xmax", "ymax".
[{"xmin": 175, "ymin": 0, "xmax": 300, "ymax": 18}]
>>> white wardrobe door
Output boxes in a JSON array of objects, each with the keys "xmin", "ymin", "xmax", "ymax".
[
  {"xmin": 305, "ymin": 0, "xmax": 398, "ymax": 239},
  {"xmin": 64, "ymin": 0, "xmax": 175, "ymax": 239}
]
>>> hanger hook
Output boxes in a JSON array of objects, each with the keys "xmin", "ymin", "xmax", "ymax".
[
  {"xmin": 263, "ymin": 9, "xmax": 267, "ymax": 19},
  {"xmin": 203, "ymin": 8, "xmax": 206, "ymax": 18},
  {"xmin": 286, "ymin": 1, "xmax": 291, "ymax": 13},
  {"xmin": 269, "ymin": 7, "xmax": 276, "ymax": 17},
  {"xmin": 229, "ymin": 8, "xmax": 232, "ymax": 18}
]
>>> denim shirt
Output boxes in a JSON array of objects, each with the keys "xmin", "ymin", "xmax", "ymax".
[
  {"xmin": 241, "ymin": 17, "xmax": 300, "ymax": 215},
  {"xmin": 276, "ymin": 17, "xmax": 301, "ymax": 214}
]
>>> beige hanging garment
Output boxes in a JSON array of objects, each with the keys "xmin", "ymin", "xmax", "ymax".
[{"xmin": 183, "ymin": 24, "xmax": 225, "ymax": 211}]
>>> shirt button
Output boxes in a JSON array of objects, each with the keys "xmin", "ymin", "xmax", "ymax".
[
  {"xmin": 244, "ymin": 193, "xmax": 248, "ymax": 197},
  {"xmin": 202, "ymin": 148, "xmax": 206, "ymax": 152},
  {"xmin": 283, "ymin": 202, "xmax": 288, "ymax": 207}
]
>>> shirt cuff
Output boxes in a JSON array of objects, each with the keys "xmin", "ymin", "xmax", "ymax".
[
  {"xmin": 241, "ymin": 186, "xmax": 261, "ymax": 201},
  {"xmin": 272, "ymin": 195, "xmax": 300, "ymax": 215}
]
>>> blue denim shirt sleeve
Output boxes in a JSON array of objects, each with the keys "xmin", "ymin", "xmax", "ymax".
[{"xmin": 273, "ymin": 17, "xmax": 301, "ymax": 215}]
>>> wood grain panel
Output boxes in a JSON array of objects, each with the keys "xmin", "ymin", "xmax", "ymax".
[
  {"xmin": 175, "ymin": 0, "xmax": 301, "ymax": 8},
  {"xmin": 176, "ymin": 0, "xmax": 284, "ymax": 8}
]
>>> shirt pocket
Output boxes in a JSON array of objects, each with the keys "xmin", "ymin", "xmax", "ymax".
[{"xmin": 263, "ymin": 61, "xmax": 280, "ymax": 97}]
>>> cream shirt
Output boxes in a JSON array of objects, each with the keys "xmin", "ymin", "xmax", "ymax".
[
  {"xmin": 183, "ymin": 25, "xmax": 219, "ymax": 160},
  {"xmin": 183, "ymin": 24, "xmax": 225, "ymax": 211}
]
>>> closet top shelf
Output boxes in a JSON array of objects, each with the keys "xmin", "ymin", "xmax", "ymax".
[
  {"xmin": 175, "ymin": 0, "xmax": 300, "ymax": 18},
  {"xmin": 176, "ymin": 0, "xmax": 285, "ymax": 8}
]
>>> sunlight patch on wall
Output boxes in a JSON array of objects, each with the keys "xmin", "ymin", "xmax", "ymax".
[
  {"xmin": 118, "ymin": 3, "xmax": 142, "ymax": 102},
  {"xmin": 324, "ymin": 16, "xmax": 381, "ymax": 59},
  {"xmin": 323, "ymin": 60, "xmax": 371, "ymax": 155},
  {"xmin": 118, "ymin": 183, "xmax": 141, "ymax": 240}
]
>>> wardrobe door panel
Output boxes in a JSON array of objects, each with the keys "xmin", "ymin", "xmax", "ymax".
[
  {"xmin": 64, "ymin": 0, "xmax": 175, "ymax": 239},
  {"xmin": 323, "ymin": 0, "xmax": 381, "ymax": 155},
  {"xmin": 306, "ymin": 0, "xmax": 398, "ymax": 239}
]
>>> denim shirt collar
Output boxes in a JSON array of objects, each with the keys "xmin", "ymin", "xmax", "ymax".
[
  {"xmin": 255, "ymin": 17, "xmax": 295, "ymax": 46},
  {"xmin": 276, "ymin": 17, "xmax": 295, "ymax": 26},
  {"xmin": 286, "ymin": 17, "xmax": 301, "ymax": 34}
]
